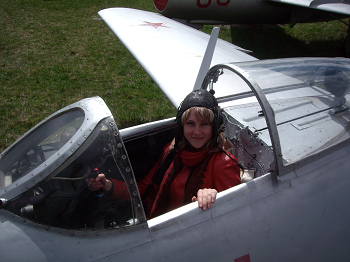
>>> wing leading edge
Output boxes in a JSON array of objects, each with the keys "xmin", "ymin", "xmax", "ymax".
[
  {"xmin": 98, "ymin": 8, "xmax": 257, "ymax": 108},
  {"xmin": 267, "ymin": 0, "xmax": 350, "ymax": 16}
]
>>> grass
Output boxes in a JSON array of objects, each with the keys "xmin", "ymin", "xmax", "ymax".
[
  {"xmin": 0, "ymin": 0, "xmax": 348, "ymax": 152},
  {"xmin": 227, "ymin": 21, "xmax": 348, "ymax": 59},
  {"xmin": 0, "ymin": 0, "xmax": 176, "ymax": 151}
]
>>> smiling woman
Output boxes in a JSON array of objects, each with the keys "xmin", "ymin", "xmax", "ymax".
[
  {"xmin": 87, "ymin": 89, "xmax": 241, "ymax": 219},
  {"xmin": 183, "ymin": 108, "xmax": 213, "ymax": 150}
]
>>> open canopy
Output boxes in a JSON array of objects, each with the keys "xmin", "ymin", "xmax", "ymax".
[{"xmin": 205, "ymin": 57, "xmax": 350, "ymax": 175}]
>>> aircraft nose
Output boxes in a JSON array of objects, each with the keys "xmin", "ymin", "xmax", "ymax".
[{"xmin": 154, "ymin": 0, "xmax": 168, "ymax": 12}]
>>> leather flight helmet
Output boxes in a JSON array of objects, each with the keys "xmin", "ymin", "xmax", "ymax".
[{"xmin": 175, "ymin": 89, "xmax": 223, "ymax": 149}]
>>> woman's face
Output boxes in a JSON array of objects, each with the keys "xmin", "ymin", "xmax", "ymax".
[{"xmin": 183, "ymin": 109, "xmax": 213, "ymax": 149}]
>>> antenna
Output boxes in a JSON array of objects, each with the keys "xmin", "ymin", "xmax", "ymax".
[{"xmin": 193, "ymin": 27, "xmax": 220, "ymax": 90}]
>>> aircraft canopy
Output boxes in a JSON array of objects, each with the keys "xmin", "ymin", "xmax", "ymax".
[{"xmin": 205, "ymin": 57, "xmax": 350, "ymax": 174}]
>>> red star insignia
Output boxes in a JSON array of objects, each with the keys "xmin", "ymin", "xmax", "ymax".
[{"xmin": 139, "ymin": 21, "xmax": 169, "ymax": 29}]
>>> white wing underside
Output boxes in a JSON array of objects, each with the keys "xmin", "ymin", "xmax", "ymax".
[
  {"xmin": 268, "ymin": 0, "xmax": 350, "ymax": 16},
  {"xmin": 98, "ymin": 8, "xmax": 257, "ymax": 108}
]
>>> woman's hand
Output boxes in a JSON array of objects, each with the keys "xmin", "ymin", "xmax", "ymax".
[
  {"xmin": 192, "ymin": 188, "xmax": 218, "ymax": 211},
  {"xmin": 86, "ymin": 173, "xmax": 113, "ymax": 192}
]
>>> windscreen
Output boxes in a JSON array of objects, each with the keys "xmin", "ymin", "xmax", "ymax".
[
  {"xmin": 0, "ymin": 110, "xmax": 84, "ymax": 188},
  {"xmin": 5, "ymin": 117, "xmax": 136, "ymax": 229}
]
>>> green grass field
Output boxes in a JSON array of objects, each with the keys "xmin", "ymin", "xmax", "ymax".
[{"xmin": 0, "ymin": 0, "xmax": 348, "ymax": 152}]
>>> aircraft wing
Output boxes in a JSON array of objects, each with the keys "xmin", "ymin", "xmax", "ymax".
[
  {"xmin": 267, "ymin": 0, "xmax": 350, "ymax": 16},
  {"xmin": 98, "ymin": 8, "xmax": 257, "ymax": 108}
]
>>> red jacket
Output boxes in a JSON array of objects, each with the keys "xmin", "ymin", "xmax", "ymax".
[{"xmin": 109, "ymin": 143, "xmax": 241, "ymax": 218}]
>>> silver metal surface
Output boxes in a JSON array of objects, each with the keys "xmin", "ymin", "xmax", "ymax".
[
  {"xmin": 1, "ymin": 7, "xmax": 350, "ymax": 262},
  {"xmin": 154, "ymin": 0, "xmax": 350, "ymax": 25}
]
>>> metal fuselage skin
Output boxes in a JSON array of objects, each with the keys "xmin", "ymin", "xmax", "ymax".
[
  {"xmin": 0, "ymin": 117, "xmax": 349, "ymax": 261},
  {"xmin": 154, "ymin": 0, "xmax": 344, "ymax": 25}
]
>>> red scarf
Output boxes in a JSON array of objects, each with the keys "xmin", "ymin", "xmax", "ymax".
[
  {"xmin": 146, "ymin": 147, "xmax": 214, "ymax": 219},
  {"xmin": 180, "ymin": 149, "xmax": 208, "ymax": 167}
]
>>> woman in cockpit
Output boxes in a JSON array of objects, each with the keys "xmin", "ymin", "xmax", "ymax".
[{"xmin": 87, "ymin": 89, "xmax": 241, "ymax": 219}]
